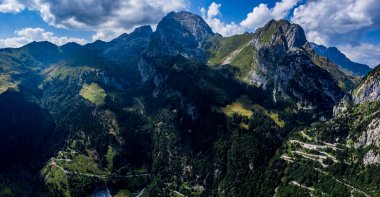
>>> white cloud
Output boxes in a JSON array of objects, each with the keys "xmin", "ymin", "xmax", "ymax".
[
  {"xmin": 200, "ymin": 2, "xmax": 245, "ymax": 37},
  {"xmin": 200, "ymin": 0, "xmax": 300, "ymax": 37},
  {"xmin": 206, "ymin": 2, "xmax": 220, "ymax": 18},
  {"xmin": 0, "ymin": 0, "xmax": 187, "ymax": 41},
  {"xmin": 338, "ymin": 44, "xmax": 380, "ymax": 68},
  {"xmin": 0, "ymin": 0, "xmax": 25, "ymax": 13},
  {"xmin": 240, "ymin": 0, "xmax": 300, "ymax": 30},
  {"xmin": 0, "ymin": 27, "xmax": 87, "ymax": 48},
  {"xmin": 291, "ymin": 0, "xmax": 380, "ymax": 46},
  {"xmin": 21, "ymin": 0, "xmax": 187, "ymax": 41}
]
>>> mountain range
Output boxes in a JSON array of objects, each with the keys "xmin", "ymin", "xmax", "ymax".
[
  {"xmin": 310, "ymin": 43, "xmax": 372, "ymax": 76},
  {"xmin": 0, "ymin": 11, "xmax": 379, "ymax": 197}
]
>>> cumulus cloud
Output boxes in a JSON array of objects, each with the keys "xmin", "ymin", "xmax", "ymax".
[
  {"xmin": 200, "ymin": 2, "xmax": 245, "ymax": 37},
  {"xmin": 292, "ymin": 0, "xmax": 380, "ymax": 46},
  {"xmin": 12, "ymin": 0, "xmax": 187, "ymax": 41},
  {"xmin": 0, "ymin": 0, "xmax": 25, "ymax": 13},
  {"xmin": 240, "ymin": 0, "xmax": 300, "ymax": 30},
  {"xmin": 200, "ymin": 0, "xmax": 300, "ymax": 37},
  {"xmin": 0, "ymin": 0, "xmax": 187, "ymax": 41},
  {"xmin": 338, "ymin": 44, "xmax": 380, "ymax": 68},
  {"xmin": 0, "ymin": 27, "xmax": 87, "ymax": 48}
]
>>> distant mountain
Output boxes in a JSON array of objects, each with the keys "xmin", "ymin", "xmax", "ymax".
[
  {"xmin": 86, "ymin": 25, "xmax": 153, "ymax": 64},
  {"xmin": 310, "ymin": 42, "xmax": 372, "ymax": 76}
]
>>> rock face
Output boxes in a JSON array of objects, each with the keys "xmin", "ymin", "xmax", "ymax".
[
  {"xmin": 355, "ymin": 117, "xmax": 380, "ymax": 166},
  {"xmin": 356, "ymin": 118, "xmax": 380, "ymax": 148},
  {"xmin": 333, "ymin": 94, "xmax": 352, "ymax": 116},
  {"xmin": 310, "ymin": 43, "xmax": 372, "ymax": 76},
  {"xmin": 250, "ymin": 19, "xmax": 344, "ymax": 109},
  {"xmin": 353, "ymin": 65, "xmax": 380, "ymax": 104},
  {"xmin": 149, "ymin": 11, "xmax": 214, "ymax": 61},
  {"xmin": 363, "ymin": 150, "xmax": 380, "ymax": 166}
]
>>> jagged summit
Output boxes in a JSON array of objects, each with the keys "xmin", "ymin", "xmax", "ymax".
[
  {"xmin": 149, "ymin": 11, "xmax": 215, "ymax": 61},
  {"xmin": 253, "ymin": 19, "xmax": 307, "ymax": 50},
  {"xmin": 166, "ymin": 11, "xmax": 214, "ymax": 42},
  {"xmin": 227, "ymin": 19, "xmax": 349, "ymax": 109}
]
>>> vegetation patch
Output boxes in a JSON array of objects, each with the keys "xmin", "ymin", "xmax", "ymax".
[
  {"xmin": 42, "ymin": 65, "xmax": 93, "ymax": 81},
  {"xmin": 230, "ymin": 45, "xmax": 257, "ymax": 81},
  {"xmin": 218, "ymin": 95, "xmax": 254, "ymax": 118},
  {"xmin": 59, "ymin": 154, "xmax": 106, "ymax": 175},
  {"xmin": 0, "ymin": 74, "xmax": 19, "ymax": 94},
  {"xmin": 106, "ymin": 146, "xmax": 116, "ymax": 171},
  {"xmin": 41, "ymin": 164, "xmax": 70, "ymax": 197},
  {"xmin": 208, "ymin": 34, "xmax": 254, "ymax": 65},
  {"xmin": 216, "ymin": 95, "xmax": 286, "ymax": 127},
  {"xmin": 79, "ymin": 83, "xmax": 106, "ymax": 106}
]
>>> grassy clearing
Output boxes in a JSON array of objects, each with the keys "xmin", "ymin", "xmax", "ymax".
[
  {"xmin": 0, "ymin": 74, "xmax": 19, "ymax": 94},
  {"xmin": 252, "ymin": 104, "xmax": 286, "ymax": 128},
  {"xmin": 270, "ymin": 112, "xmax": 286, "ymax": 128},
  {"xmin": 216, "ymin": 95, "xmax": 286, "ymax": 128},
  {"xmin": 79, "ymin": 83, "xmax": 106, "ymax": 106},
  {"xmin": 219, "ymin": 95, "xmax": 253, "ymax": 118}
]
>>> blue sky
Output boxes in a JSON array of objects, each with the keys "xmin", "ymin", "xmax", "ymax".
[{"xmin": 0, "ymin": 0, "xmax": 379, "ymax": 67}]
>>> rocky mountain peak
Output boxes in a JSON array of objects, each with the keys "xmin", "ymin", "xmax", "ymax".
[
  {"xmin": 252, "ymin": 19, "xmax": 307, "ymax": 51},
  {"xmin": 149, "ymin": 11, "xmax": 214, "ymax": 61},
  {"xmin": 248, "ymin": 19, "xmax": 346, "ymax": 109},
  {"xmin": 168, "ymin": 11, "xmax": 213, "ymax": 42}
]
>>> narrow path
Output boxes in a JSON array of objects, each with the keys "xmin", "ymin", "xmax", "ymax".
[
  {"xmin": 290, "ymin": 181, "xmax": 315, "ymax": 191},
  {"xmin": 320, "ymin": 151, "xmax": 338, "ymax": 163},
  {"xmin": 314, "ymin": 168, "xmax": 371, "ymax": 197},
  {"xmin": 168, "ymin": 189, "xmax": 185, "ymax": 197},
  {"xmin": 293, "ymin": 150, "xmax": 328, "ymax": 168},
  {"xmin": 50, "ymin": 158, "xmax": 149, "ymax": 179},
  {"xmin": 281, "ymin": 155, "xmax": 294, "ymax": 162},
  {"xmin": 300, "ymin": 130, "xmax": 313, "ymax": 141},
  {"xmin": 290, "ymin": 140, "xmax": 344, "ymax": 151}
]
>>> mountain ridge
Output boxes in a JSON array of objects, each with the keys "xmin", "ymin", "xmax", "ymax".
[{"xmin": 310, "ymin": 42, "xmax": 372, "ymax": 76}]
